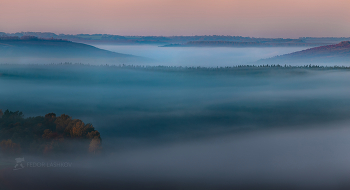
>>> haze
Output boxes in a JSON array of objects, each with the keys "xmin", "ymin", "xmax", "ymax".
[
  {"xmin": 2, "ymin": 0, "xmax": 350, "ymax": 188},
  {"xmin": 1, "ymin": 0, "xmax": 350, "ymax": 38},
  {"xmin": 3, "ymin": 64, "xmax": 350, "ymax": 189}
]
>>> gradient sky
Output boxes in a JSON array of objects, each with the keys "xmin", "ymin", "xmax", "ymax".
[{"xmin": 1, "ymin": 0, "xmax": 349, "ymax": 38}]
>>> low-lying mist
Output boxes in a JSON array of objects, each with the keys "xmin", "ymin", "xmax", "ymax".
[
  {"xmin": 5, "ymin": 122, "xmax": 350, "ymax": 190},
  {"xmin": 2, "ymin": 61, "xmax": 350, "ymax": 188},
  {"xmin": 2, "ymin": 65, "xmax": 350, "ymax": 142},
  {"xmin": 94, "ymin": 45, "xmax": 310, "ymax": 67}
]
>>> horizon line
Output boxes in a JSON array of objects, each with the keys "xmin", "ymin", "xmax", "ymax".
[{"xmin": 1, "ymin": 31, "xmax": 350, "ymax": 39}]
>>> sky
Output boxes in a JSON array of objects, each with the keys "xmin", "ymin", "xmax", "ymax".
[{"xmin": 1, "ymin": 0, "xmax": 350, "ymax": 38}]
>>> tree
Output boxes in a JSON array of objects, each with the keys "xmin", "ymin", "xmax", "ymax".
[
  {"xmin": 0, "ymin": 110, "xmax": 102, "ymax": 156},
  {"xmin": 45, "ymin": 113, "xmax": 56, "ymax": 123},
  {"xmin": 1, "ymin": 110, "xmax": 23, "ymax": 122},
  {"xmin": 55, "ymin": 114, "xmax": 72, "ymax": 133},
  {"xmin": 69, "ymin": 119, "xmax": 86, "ymax": 138},
  {"xmin": 42, "ymin": 129, "xmax": 59, "ymax": 139}
]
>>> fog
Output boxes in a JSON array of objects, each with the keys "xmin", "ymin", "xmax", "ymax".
[
  {"xmin": 5, "ymin": 123, "xmax": 350, "ymax": 190},
  {"xmin": 95, "ymin": 45, "xmax": 309, "ymax": 66},
  {"xmin": 1, "ymin": 45, "xmax": 350, "ymax": 189}
]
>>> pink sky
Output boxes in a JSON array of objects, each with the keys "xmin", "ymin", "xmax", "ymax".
[{"xmin": 1, "ymin": 0, "xmax": 349, "ymax": 37}]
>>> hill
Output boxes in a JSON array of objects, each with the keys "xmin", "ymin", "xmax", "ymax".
[
  {"xmin": 0, "ymin": 36, "xmax": 146, "ymax": 64},
  {"xmin": 161, "ymin": 40, "xmax": 325, "ymax": 47},
  {"xmin": 259, "ymin": 41, "xmax": 350, "ymax": 63},
  {"xmin": 3, "ymin": 32, "xmax": 350, "ymax": 46}
]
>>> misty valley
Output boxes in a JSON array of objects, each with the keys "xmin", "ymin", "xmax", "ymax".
[
  {"xmin": 2, "ymin": 0, "xmax": 350, "ymax": 189},
  {"xmin": 1, "ymin": 37, "xmax": 350, "ymax": 189}
]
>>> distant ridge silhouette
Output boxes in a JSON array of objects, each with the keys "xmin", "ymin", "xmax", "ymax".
[
  {"xmin": 0, "ymin": 36, "xmax": 148, "ymax": 64},
  {"xmin": 259, "ymin": 41, "xmax": 350, "ymax": 63},
  {"xmin": 0, "ymin": 36, "xmax": 131, "ymax": 58}
]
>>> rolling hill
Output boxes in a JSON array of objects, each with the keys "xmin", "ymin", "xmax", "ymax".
[
  {"xmin": 0, "ymin": 36, "xmax": 146, "ymax": 64},
  {"xmin": 259, "ymin": 41, "xmax": 350, "ymax": 64}
]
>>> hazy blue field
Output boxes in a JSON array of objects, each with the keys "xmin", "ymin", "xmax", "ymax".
[{"xmin": 2, "ymin": 46, "xmax": 350, "ymax": 189}]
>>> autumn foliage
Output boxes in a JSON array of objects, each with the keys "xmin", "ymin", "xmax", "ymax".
[{"xmin": 0, "ymin": 110, "xmax": 101, "ymax": 156}]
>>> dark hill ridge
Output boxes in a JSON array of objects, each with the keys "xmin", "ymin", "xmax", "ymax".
[
  {"xmin": 259, "ymin": 41, "xmax": 350, "ymax": 63},
  {"xmin": 0, "ymin": 36, "xmax": 131, "ymax": 58}
]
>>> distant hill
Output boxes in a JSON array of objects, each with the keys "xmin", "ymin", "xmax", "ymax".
[
  {"xmin": 0, "ymin": 36, "xmax": 146, "ymax": 64},
  {"xmin": 0, "ymin": 36, "xmax": 131, "ymax": 58},
  {"xmin": 259, "ymin": 41, "xmax": 350, "ymax": 64},
  {"xmin": 2, "ymin": 32, "xmax": 349, "ymax": 46},
  {"xmin": 161, "ymin": 40, "xmax": 326, "ymax": 47}
]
